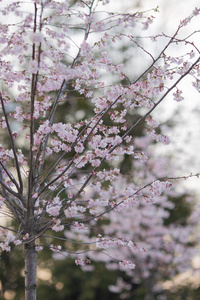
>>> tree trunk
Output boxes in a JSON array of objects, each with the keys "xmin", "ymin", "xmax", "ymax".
[
  {"xmin": 144, "ymin": 276, "xmax": 155, "ymax": 300},
  {"xmin": 24, "ymin": 241, "xmax": 37, "ymax": 300}
]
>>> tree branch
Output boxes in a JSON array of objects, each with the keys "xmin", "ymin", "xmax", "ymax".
[{"xmin": 0, "ymin": 93, "xmax": 23, "ymax": 194}]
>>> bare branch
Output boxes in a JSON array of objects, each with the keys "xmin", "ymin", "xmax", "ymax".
[
  {"xmin": 0, "ymin": 93, "xmax": 23, "ymax": 194},
  {"xmin": 0, "ymin": 160, "xmax": 20, "ymax": 191}
]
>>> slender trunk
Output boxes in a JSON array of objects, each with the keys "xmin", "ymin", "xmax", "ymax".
[
  {"xmin": 144, "ymin": 276, "xmax": 155, "ymax": 300},
  {"xmin": 24, "ymin": 241, "xmax": 37, "ymax": 300}
]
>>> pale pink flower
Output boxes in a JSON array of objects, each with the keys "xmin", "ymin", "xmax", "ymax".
[
  {"xmin": 35, "ymin": 245, "xmax": 43, "ymax": 251},
  {"xmin": 23, "ymin": 233, "xmax": 30, "ymax": 240},
  {"xmin": 29, "ymin": 32, "xmax": 44, "ymax": 43},
  {"xmin": 119, "ymin": 260, "xmax": 135, "ymax": 269},
  {"xmin": 14, "ymin": 239, "xmax": 22, "ymax": 246},
  {"xmin": 52, "ymin": 219, "xmax": 64, "ymax": 232},
  {"xmin": 28, "ymin": 60, "xmax": 39, "ymax": 74}
]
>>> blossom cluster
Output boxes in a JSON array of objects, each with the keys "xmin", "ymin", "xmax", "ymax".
[
  {"xmin": 151, "ymin": 180, "xmax": 172, "ymax": 196},
  {"xmin": 0, "ymin": 228, "xmax": 21, "ymax": 252}
]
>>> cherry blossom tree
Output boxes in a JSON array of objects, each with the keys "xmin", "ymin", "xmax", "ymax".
[
  {"xmin": 61, "ymin": 135, "xmax": 199, "ymax": 299},
  {"xmin": 0, "ymin": 0, "xmax": 200, "ymax": 299}
]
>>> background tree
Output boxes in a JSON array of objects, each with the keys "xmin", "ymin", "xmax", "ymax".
[{"xmin": 0, "ymin": 1, "xmax": 200, "ymax": 300}]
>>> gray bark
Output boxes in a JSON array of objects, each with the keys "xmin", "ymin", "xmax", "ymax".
[{"xmin": 24, "ymin": 241, "xmax": 37, "ymax": 300}]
